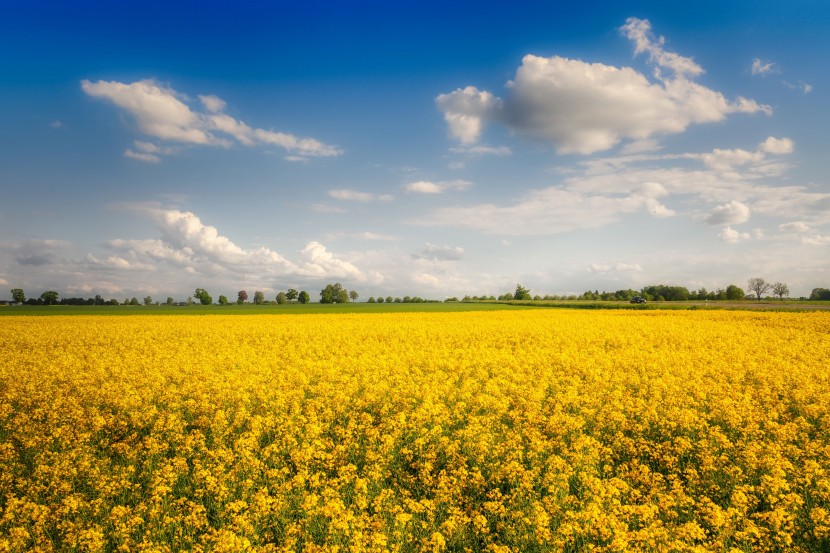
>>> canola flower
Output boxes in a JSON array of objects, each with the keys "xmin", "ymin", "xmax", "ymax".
[{"xmin": 1, "ymin": 310, "xmax": 830, "ymax": 552}]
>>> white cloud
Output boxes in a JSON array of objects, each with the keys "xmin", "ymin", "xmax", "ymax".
[
  {"xmin": 620, "ymin": 17, "xmax": 703, "ymax": 78},
  {"xmin": 104, "ymin": 207, "xmax": 366, "ymax": 284},
  {"xmin": 449, "ymin": 145, "xmax": 512, "ymax": 156},
  {"xmin": 82, "ymin": 79, "xmax": 341, "ymax": 159},
  {"xmin": 198, "ymin": 94, "xmax": 227, "ymax": 113},
  {"xmin": 415, "ymin": 243, "xmax": 465, "ymax": 261},
  {"xmin": 124, "ymin": 150, "xmax": 160, "ymax": 163},
  {"xmin": 705, "ymin": 201, "xmax": 751, "ymax": 226},
  {"xmin": 298, "ymin": 242, "xmax": 364, "ymax": 280},
  {"xmin": 751, "ymin": 58, "xmax": 778, "ymax": 76},
  {"xmin": 589, "ymin": 262, "xmax": 643, "ymax": 274},
  {"xmin": 719, "ymin": 226, "xmax": 751, "ymax": 243},
  {"xmin": 405, "ymin": 180, "xmax": 472, "ymax": 194},
  {"xmin": 328, "ymin": 189, "xmax": 394, "ymax": 202},
  {"xmin": 435, "ymin": 86, "xmax": 502, "ymax": 144},
  {"xmin": 436, "ymin": 18, "xmax": 770, "ymax": 155},
  {"xmin": 415, "ymin": 180, "xmax": 674, "ymax": 236},
  {"xmin": 801, "ymin": 234, "xmax": 830, "ymax": 245},
  {"xmin": 310, "ymin": 203, "xmax": 346, "ymax": 214},
  {"xmin": 353, "ymin": 232, "xmax": 397, "ymax": 241},
  {"xmin": 779, "ymin": 221, "xmax": 810, "ymax": 233},
  {"xmin": 51, "ymin": 120, "xmax": 62, "ymax": 128},
  {"xmin": 759, "ymin": 136, "xmax": 794, "ymax": 154}
]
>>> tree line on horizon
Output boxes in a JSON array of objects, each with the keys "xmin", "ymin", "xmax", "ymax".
[{"xmin": 7, "ymin": 278, "xmax": 830, "ymax": 306}]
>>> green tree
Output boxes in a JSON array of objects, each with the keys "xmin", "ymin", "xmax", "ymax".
[
  {"xmin": 376, "ymin": 296, "xmax": 384, "ymax": 303},
  {"xmin": 40, "ymin": 290, "xmax": 59, "ymax": 305},
  {"xmin": 746, "ymin": 277, "xmax": 771, "ymax": 301},
  {"xmin": 349, "ymin": 290, "xmax": 359, "ymax": 302},
  {"xmin": 109, "ymin": 298, "xmax": 119, "ymax": 306},
  {"xmin": 772, "ymin": 282, "xmax": 789, "ymax": 300},
  {"xmin": 218, "ymin": 295, "xmax": 229, "ymax": 305},
  {"xmin": 367, "ymin": 296, "xmax": 376, "ymax": 303},
  {"xmin": 166, "ymin": 297, "xmax": 175, "ymax": 305},
  {"xmin": 514, "ymin": 284, "xmax": 531, "ymax": 300},
  {"xmin": 143, "ymin": 296, "xmax": 153, "ymax": 306},
  {"xmin": 11, "ymin": 288, "xmax": 25, "ymax": 303},
  {"xmin": 320, "ymin": 283, "xmax": 349, "ymax": 304},
  {"xmin": 253, "ymin": 291, "xmax": 265, "ymax": 305},
  {"xmin": 725, "ymin": 285, "xmax": 745, "ymax": 301},
  {"xmin": 130, "ymin": 297, "xmax": 140, "ymax": 306},
  {"xmin": 810, "ymin": 288, "xmax": 830, "ymax": 300},
  {"xmin": 386, "ymin": 296, "xmax": 394, "ymax": 304},
  {"xmin": 237, "ymin": 290, "xmax": 248, "ymax": 304},
  {"xmin": 194, "ymin": 288, "xmax": 212, "ymax": 305},
  {"xmin": 298, "ymin": 290, "xmax": 310, "ymax": 304},
  {"xmin": 286, "ymin": 289, "xmax": 298, "ymax": 302},
  {"xmin": 276, "ymin": 292, "xmax": 288, "ymax": 304}
]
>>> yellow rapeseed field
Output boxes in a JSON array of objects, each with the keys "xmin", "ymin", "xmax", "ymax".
[{"xmin": 1, "ymin": 310, "xmax": 830, "ymax": 552}]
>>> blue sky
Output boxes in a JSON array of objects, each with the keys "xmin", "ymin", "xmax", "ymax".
[{"xmin": 1, "ymin": 1, "xmax": 829, "ymax": 300}]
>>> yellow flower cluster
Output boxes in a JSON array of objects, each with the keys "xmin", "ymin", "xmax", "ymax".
[{"xmin": 1, "ymin": 310, "xmax": 829, "ymax": 552}]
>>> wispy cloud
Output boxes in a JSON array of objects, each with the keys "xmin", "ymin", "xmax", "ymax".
[
  {"xmin": 328, "ymin": 189, "xmax": 394, "ymax": 202},
  {"xmin": 751, "ymin": 58, "xmax": 778, "ymax": 76},
  {"xmin": 82, "ymin": 79, "xmax": 342, "ymax": 160},
  {"xmin": 404, "ymin": 180, "xmax": 472, "ymax": 194}
]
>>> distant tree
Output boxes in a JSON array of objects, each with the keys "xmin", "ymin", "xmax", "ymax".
[
  {"xmin": 394, "ymin": 297, "xmax": 402, "ymax": 303},
  {"xmin": 253, "ymin": 291, "xmax": 265, "ymax": 305},
  {"xmin": 746, "ymin": 278, "xmax": 771, "ymax": 301},
  {"xmin": 276, "ymin": 292, "xmax": 288, "ymax": 304},
  {"xmin": 94, "ymin": 294, "xmax": 106, "ymax": 305},
  {"xmin": 11, "ymin": 288, "xmax": 25, "ymax": 303},
  {"xmin": 514, "ymin": 284, "xmax": 531, "ymax": 300},
  {"xmin": 349, "ymin": 290, "xmax": 359, "ymax": 302},
  {"xmin": 186, "ymin": 296, "xmax": 194, "ymax": 305},
  {"xmin": 367, "ymin": 296, "xmax": 376, "ymax": 303},
  {"xmin": 320, "ymin": 283, "xmax": 349, "ymax": 304},
  {"xmin": 298, "ymin": 290, "xmax": 310, "ymax": 304},
  {"xmin": 725, "ymin": 285, "xmax": 745, "ymax": 301},
  {"xmin": 376, "ymin": 296, "xmax": 384, "ymax": 303},
  {"xmin": 218, "ymin": 295, "xmax": 229, "ymax": 305},
  {"xmin": 40, "ymin": 290, "xmax": 59, "ymax": 305},
  {"xmin": 109, "ymin": 298, "xmax": 119, "ymax": 306},
  {"xmin": 144, "ymin": 296, "xmax": 153, "ymax": 306},
  {"xmin": 772, "ymin": 282, "xmax": 789, "ymax": 300},
  {"xmin": 810, "ymin": 288, "xmax": 830, "ymax": 301},
  {"xmin": 286, "ymin": 289, "xmax": 298, "ymax": 302},
  {"xmin": 130, "ymin": 297, "xmax": 140, "ymax": 306},
  {"xmin": 194, "ymin": 288, "xmax": 212, "ymax": 305},
  {"xmin": 403, "ymin": 296, "xmax": 411, "ymax": 303},
  {"xmin": 386, "ymin": 296, "xmax": 394, "ymax": 304},
  {"xmin": 237, "ymin": 290, "xmax": 248, "ymax": 304},
  {"xmin": 166, "ymin": 297, "xmax": 175, "ymax": 305}
]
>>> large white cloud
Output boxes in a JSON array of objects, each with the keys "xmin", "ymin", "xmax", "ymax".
[
  {"xmin": 436, "ymin": 18, "xmax": 770, "ymax": 154},
  {"xmin": 705, "ymin": 201, "xmax": 751, "ymax": 226},
  {"xmin": 82, "ymin": 79, "xmax": 341, "ymax": 160}
]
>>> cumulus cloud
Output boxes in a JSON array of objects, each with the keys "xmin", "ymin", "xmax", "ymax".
[
  {"xmin": 82, "ymin": 79, "xmax": 341, "ymax": 159},
  {"xmin": 435, "ymin": 86, "xmax": 502, "ymax": 144},
  {"xmin": 759, "ymin": 136, "xmax": 794, "ymax": 154},
  {"xmin": 104, "ymin": 207, "xmax": 365, "ymax": 283},
  {"xmin": 436, "ymin": 18, "xmax": 769, "ymax": 155},
  {"xmin": 414, "ymin": 243, "xmax": 465, "ymax": 261},
  {"xmin": 404, "ymin": 180, "xmax": 472, "ymax": 194},
  {"xmin": 328, "ymin": 189, "xmax": 394, "ymax": 202},
  {"xmin": 705, "ymin": 200, "xmax": 751, "ymax": 226},
  {"xmin": 751, "ymin": 58, "xmax": 778, "ymax": 76},
  {"xmin": 719, "ymin": 226, "xmax": 751, "ymax": 243}
]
